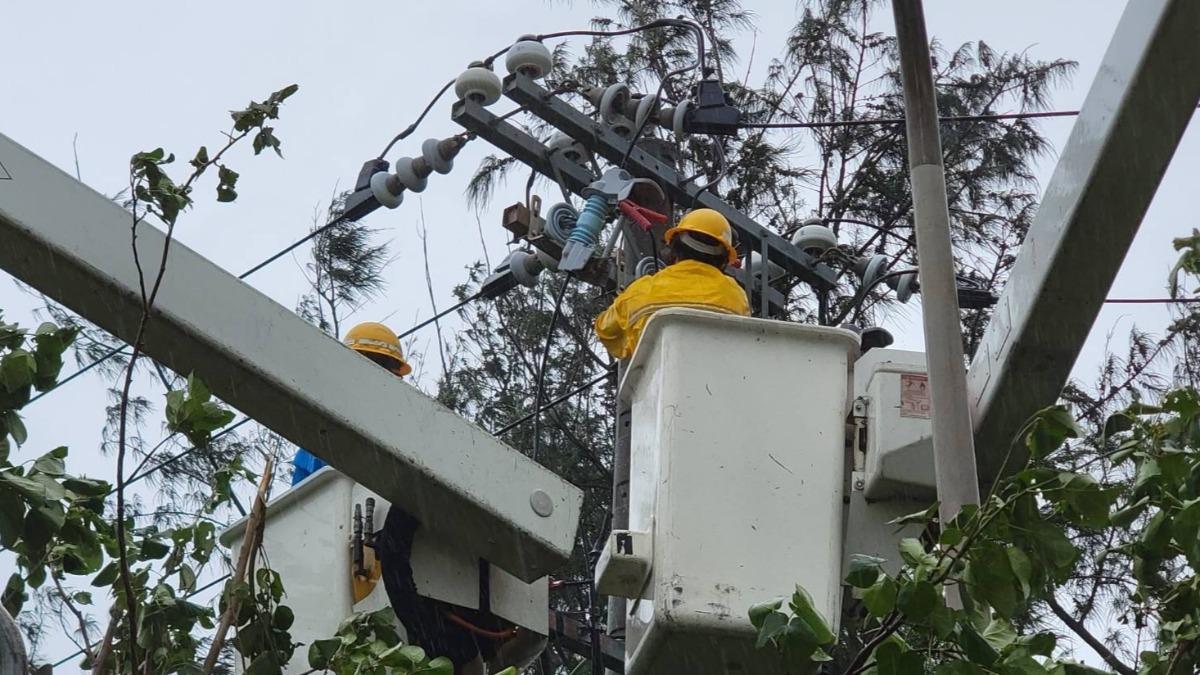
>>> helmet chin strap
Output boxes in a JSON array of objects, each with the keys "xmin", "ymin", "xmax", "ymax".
[{"xmin": 679, "ymin": 231, "xmax": 725, "ymax": 256}]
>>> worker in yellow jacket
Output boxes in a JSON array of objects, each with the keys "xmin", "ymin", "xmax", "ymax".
[
  {"xmin": 292, "ymin": 323, "xmax": 538, "ymax": 675},
  {"xmin": 595, "ymin": 208, "xmax": 750, "ymax": 359}
]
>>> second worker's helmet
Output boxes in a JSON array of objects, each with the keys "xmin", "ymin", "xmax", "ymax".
[
  {"xmin": 664, "ymin": 208, "xmax": 738, "ymax": 266},
  {"xmin": 343, "ymin": 322, "xmax": 412, "ymax": 377}
]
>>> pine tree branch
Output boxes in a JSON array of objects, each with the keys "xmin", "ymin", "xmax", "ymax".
[{"xmin": 1046, "ymin": 596, "xmax": 1136, "ymax": 675}]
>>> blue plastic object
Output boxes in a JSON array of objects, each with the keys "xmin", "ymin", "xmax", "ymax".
[
  {"xmin": 291, "ymin": 448, "xmax": 327, "ymax": 486},
  {"xmin": 565, "ymin": 193, "xmax": 610, "ymax": 248}
]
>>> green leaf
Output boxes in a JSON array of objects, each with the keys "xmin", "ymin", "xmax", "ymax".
[
  {"xmin": 875, "ymin": 640, "xmax": 925, "ymax": 675},
  {"xmin": 789, "ymin": 586, "xmax": 835, "ymax": 646},
  {"xmin": 32, "ymin": 447, "xmax": 67, "ymax": 476},
  {"xmin": 1006, "ymin": 546, "xmax": 1033, "ymax": 599},
  {"xmin": 897, "ymin": 580, "xmax": 937, "ymax": 620},
  {"xmin": 930, "ymin": 601, "xmax": 955, "ymax": 639},
  {"xmin": 2, "ymin": 573, "xmax": 26, "ymax": 615},
  {"xmin": 939, "ymin": 526, "xmax": 964, "ymax": 547},
  {"xmin": 0, "ymin": 349, "xmax": 36, "ymax": 392},
  {"xmin": 245, "ymin": 653, "xmax": 283, "ymax": 675},
  {"xmin": 0, "ymin": 489, "xmax": 24, "ymax": 547},
  {"xmin": 957, "ymin": 621, "xmax": 999, "ymax": 666},
  {"xmin": 423, "ymin": 657, "xmax": 454, "ymax": 675},
  {"xmin": 139, "ymin": 538, "xmax": 170, "ymax": 560},
  {"xmin": 749, "ymin": 598, "xmax": 783, "ymax": 628},
  {"xmin": 1023, "ymin": 406, "xmax": 1080, "ymax": 459},
  {"xmin": 1163, "ymin": 389, "xmax": 1200, "ymax": 419},
  {"xmin": 898, "ymin": 538, "xmax": 932, "ymax": 567},
  {"xmin": 846, "ymin": 554, "xmax": 885, "ymax": 588},
  {"xmin": 2, "ymin": 411, "xmax": 27, "ymax": 446},
  {"xmin": 1053, "ymin": 472, "xmax": 1119, "ymax": 528},
  {"xmin": 1110, "ymin": 496, "xmax": 1149, "ymax": 528},
  {"xmin": 273, "ymin": 605, "xmax": 295, "ymax": 631},
  {"xmin": 755, "ymin": 610, "xmax": 787, "ymax": 648},
  {"xmin": 1172, "ymin": 498, "xmax": 1200, "ymax": 567},
  {"xmin": 191, "ymin": 146, "xmax": 210, "ymax": 169},
  {"xmin": 62, "ymin": 476, "xmax": 111, "ymax": 497},
  {"xmin": 92, "ymin": 561, "xmax": 120, "ymax": 587},
  {"xmin": 216, "ymin": 166, "xmax": 239, "ymax": 203},
  {"xmin": 0, "ymin": 473, "xmax": 48, "ymax": 501},
  {"xmin": 1018, "ymin": 632, "xmax": 1057, "ymax": 657},
  {"xmin": 1134, "ymin": 458, "xmax": 1162, "ymax": 494},
  {"xmin": 180, "ymin": 563, "xmax": 197, "ymax": 593},
  {"xmin": 862, "ymin": 575, "xmax": 897, "ymax": 618},
  {"xmin": 1102, "ymin": 412, "xmax": 1134, "ymax": 440},
  {"xmin": 981, "ymin": 617, "xmax": 1018, "ymax": 652},
  {"xmin": 934, "ymin": 661, "xmax": 988, "ymax": 675},
  {"xmin": 888, "ymin": 502, "xmax": 938, "ymax": 527},
  {"xmin": 966, "ymin": 542, "xmax": 1019, "ymax": 618}
]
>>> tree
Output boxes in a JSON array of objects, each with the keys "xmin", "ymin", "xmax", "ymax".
[{"xmin": 445, "ymin": 0, "xmax": 1078, "ymax": 666}]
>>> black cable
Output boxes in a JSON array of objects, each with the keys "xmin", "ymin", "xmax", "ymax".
[
  {"xmin": 1104, "ymin": 297, "xmax": 1200, "ymax": 304},
  {"xmin": 493, "ymin": 370, "xmax": 612, "ymax": 437},
  {"xmin": 397, "ymin": 291, "xmax": 484, "ymax": 340},
  {"xmin": 739, "ymin": 108, "xmax": 1082, "ymax": 130},
  {"xmin": 531, "ymin": 278, "xmax": 572, "ymax": 462},
  {"xmin": 377, "ymin": 79, "xmax": 456, "ymax": 159},
  {"xmin": 26, "ymin": 345, "xmax": 125, "ymax": 404},
  {"xmin": 619, "ymin": 63, "xmax": 695, "ymax": 170},
  {"xmin": 51, "ymin": 571, "xmax": 232, "ymax": 668},
  {"xmin": 376, "ymin": 18, "xmax": 707, "ymax": 163},
  {"xmin": 112, "ymin": 417, "xmax": 255, "ymax": 496},
  {"xmin": 537, "ymin": 19, "xmax": 707, "ymax": 76}
]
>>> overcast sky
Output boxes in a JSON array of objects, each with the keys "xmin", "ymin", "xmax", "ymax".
[{"xmin": 1, "ymin": 0, "xmax": 1193, "ymax": 668}]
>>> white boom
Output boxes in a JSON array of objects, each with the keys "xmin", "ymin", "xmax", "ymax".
[
  {"xmin": 0, "ymin": 133, "xmax": 582, "ymax": 582},
  {"xmin": 966, "ymin": 0, "xmax": 1200, "ymax": 480}
]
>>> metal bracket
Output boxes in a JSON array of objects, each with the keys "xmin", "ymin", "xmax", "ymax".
[{"xmin": 500, "ymin": 73, "xmax": 839, "ymax": 291}]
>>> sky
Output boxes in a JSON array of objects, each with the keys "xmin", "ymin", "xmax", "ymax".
[{"xmin": 1, "ymin": 0, "xmax": 1193, "ymax": 669}]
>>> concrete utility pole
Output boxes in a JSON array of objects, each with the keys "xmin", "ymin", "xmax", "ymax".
[{"xmin": 890, "ymin": 0, "xmax": 980, "ymax": 523}]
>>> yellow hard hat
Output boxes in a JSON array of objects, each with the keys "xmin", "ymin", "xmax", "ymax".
[
  {"xmin": 664, "ymin": 208, "xmax": 737, "ymax": 265},
  {"xmin": 343, "ymin": 322, "xmax": 412, "ymax": 377}
]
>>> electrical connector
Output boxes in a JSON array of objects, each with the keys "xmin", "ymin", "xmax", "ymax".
[{"xmin": 682, "ymin": 79, "xmax": 742, "ymax": 136}]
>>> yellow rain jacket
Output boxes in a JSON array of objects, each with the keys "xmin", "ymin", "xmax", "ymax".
[{"xmin": 595, "ymin": 259, "xmax": 751, "ymax": 360}]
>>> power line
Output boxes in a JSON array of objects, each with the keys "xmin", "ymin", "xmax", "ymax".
[
  {"xmin": 27, "ymin": 211, "xmax": 362, "ymax": 406},
  {"xmin": 739, "ymin": 108, "xmax": 1082, "ymax": 130},
  {"xmin": 493, "ymin": 370, "xmax": 614, "ymax": 437},
  {"xmin": 1104, "ymin": 297, "xmax": 1200, "ymax": 304},
  {"xmin": 50, "ymin": 572, "xmax": 232, "ymax": 668}
]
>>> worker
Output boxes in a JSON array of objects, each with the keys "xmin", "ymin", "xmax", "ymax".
[
  {"xmin": 290, "ymin": 322, "xmax": 540, "ymax": 675},
  {"xmin": 290, "ymin": 322, "xmax": 412, "ymax": 485},
  {"xmin": 595, "ymin": 208, "xmax": 750, "ymax": 359}
]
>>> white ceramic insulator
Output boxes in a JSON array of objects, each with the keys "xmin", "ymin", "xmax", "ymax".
[
  {"xmin": 423, "ymin": 138, "xmax": 453, "ymax": 174},
  {"xmin": 505, "ymin": 40, "xmax": 553, "ymax": 80},
  {"xmin": 547, "ymin": 133, "xmax": 589, "ymax": 165},
  {"xmin": 635, "ymin": 95, "xmax": 659, "ymax": 131},
  {"xmin": 600, "ymin": 83, "xmax": 630, "ymax": 124},
  {"xmin": 454, "ymin": 66, "xmax": 502, "ymax": 106},
  {"xmin": 394, "ymin": 157, "xmax": 428, "ymax": 193},
  {"xmin": 370, "ymin": 172, "xmax": 403, "ymax": 209},
  {"xmin": 672, "ymin": 101, "xmax": 691, "ymax": 138},
  {"xmin": 510, "ymin": 250, "xmax": 545, "ymax": 288},
  {"xmin": 534, "ymin": 247, "xmax": 560, "ymax": 272},
  {"xmin": 791, "ymin": 223, "xmax": 838, "ymax": 254}
]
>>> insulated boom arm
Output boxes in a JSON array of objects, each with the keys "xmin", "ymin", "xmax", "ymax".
[{"xmin": 0, "ymin": 133, "xmax": 582, "ymax": 582}]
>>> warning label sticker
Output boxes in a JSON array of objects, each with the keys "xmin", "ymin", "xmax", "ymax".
[{"xmin": 900, "ymin": 373, "xmax": 931, "ymax": 419}]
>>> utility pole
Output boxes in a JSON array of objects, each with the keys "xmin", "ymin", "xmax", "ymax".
[{"xmin": 891, "ymin": 0, "xmax": 980, "ymax": 525}]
